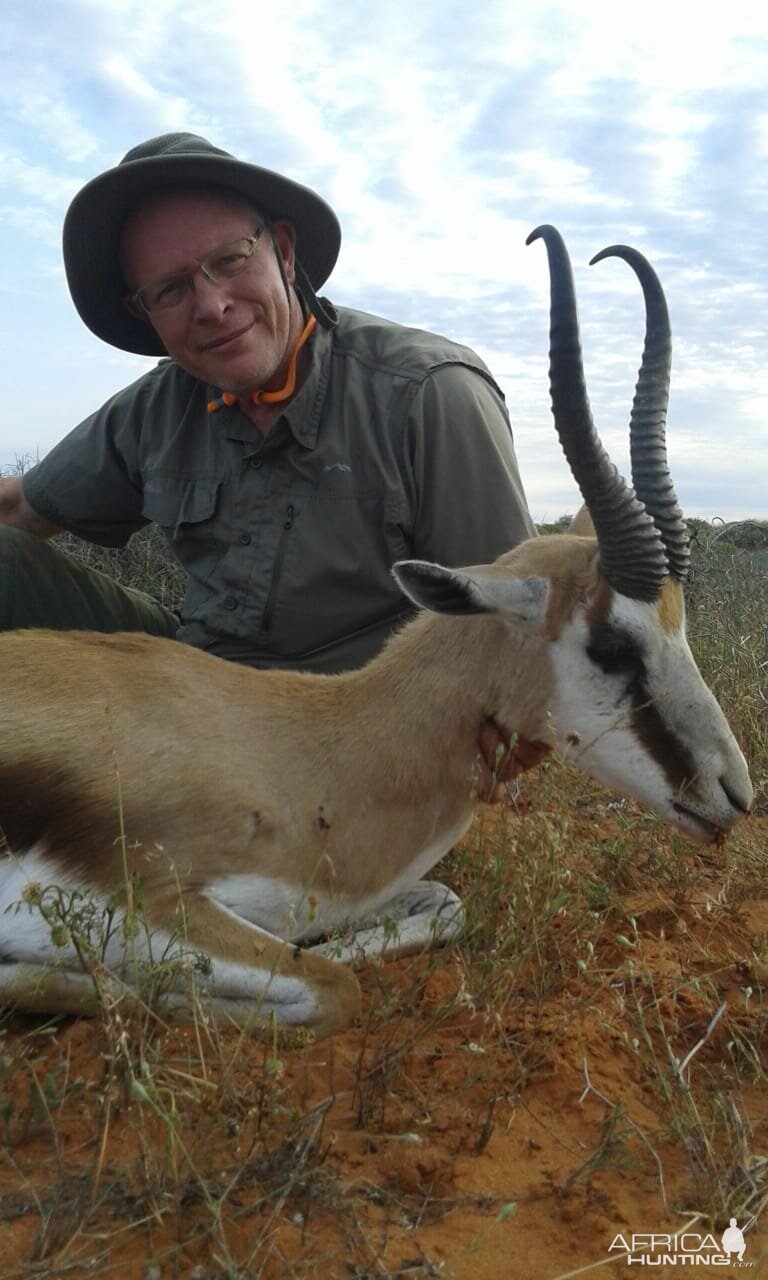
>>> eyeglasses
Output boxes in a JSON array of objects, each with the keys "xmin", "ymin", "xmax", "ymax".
[{"xmin": 128, "ymin": 228, "xmax": 266, "ymax": 315}]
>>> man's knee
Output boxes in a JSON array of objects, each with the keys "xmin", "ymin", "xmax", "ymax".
[
  {"xmin": 0, "ymin": 525, "xmax": 178, "ymax": 636},
  {"xmin": 0, "ymin": 525, "xmax": 36, "ymax": 629}
]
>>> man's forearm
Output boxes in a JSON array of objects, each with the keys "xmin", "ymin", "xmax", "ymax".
[{"xmin": 0, "ymin": 476, "xmax": 61, "ymax": 538}]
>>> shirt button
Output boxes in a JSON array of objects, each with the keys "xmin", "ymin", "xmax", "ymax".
[
  {"xmin": 223, "ymin": 596, "xmax": 238, "ymax": 611},
  {"xmin": 249, "ymin": 457, "xmax": 263, "ymax": 470},
  {"xmin": 237, "ymin": 532, "xmax": 252, "ymax": 546}
]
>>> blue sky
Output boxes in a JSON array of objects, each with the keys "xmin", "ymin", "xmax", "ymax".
[{"xmin": 0, "ymin": 0, "xmax": 765, "ymax": 521}]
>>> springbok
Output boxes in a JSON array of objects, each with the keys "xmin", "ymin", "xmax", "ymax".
[{"xmin": 0, "ymin": 227, "xmax": 752, "ymax": 1039}]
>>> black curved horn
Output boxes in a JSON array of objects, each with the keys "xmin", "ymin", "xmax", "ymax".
[
  {"xmin": 590, "ymin": 245, "xmax": 690, "ymax": 581},
  {"xmin": 526, "ymin": 225, "xmax": 668, "ymax": 602}
]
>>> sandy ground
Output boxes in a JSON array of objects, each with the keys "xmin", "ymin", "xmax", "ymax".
[{"xmin": 0, "ymin": 802, "xmax": 765, "ymax": 1278}]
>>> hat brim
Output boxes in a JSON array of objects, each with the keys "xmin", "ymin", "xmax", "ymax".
[{"xmin": 63, "ymin": 151, "xmax": 341, "ymax": 356}]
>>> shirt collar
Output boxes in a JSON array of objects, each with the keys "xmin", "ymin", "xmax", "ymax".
[{"xmin": 279, "ymin": 317, "xmax": 333, "ymax": 449}]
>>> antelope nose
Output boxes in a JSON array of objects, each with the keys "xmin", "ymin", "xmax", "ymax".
[{"xmin": 720, "ymin": 772, "xmax": 754, "ymax": 816}]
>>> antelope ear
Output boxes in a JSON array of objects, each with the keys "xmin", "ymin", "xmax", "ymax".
[
  {"xmin": 393, "ymin": 560, "xmax": 548, "ymax": 624},
  {"xmin": 569, "ymin": 504, "xmax": 596, "ymax": 537}
]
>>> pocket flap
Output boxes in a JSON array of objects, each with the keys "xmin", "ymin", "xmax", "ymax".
[{"xmin": 142, "ymin": 478, "xmax": 220, "ymax": 532}]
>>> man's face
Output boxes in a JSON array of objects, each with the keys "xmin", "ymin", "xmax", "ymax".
[{"xmin": 120, "ymin": 188, "xmax": 298, "ymax": 394}]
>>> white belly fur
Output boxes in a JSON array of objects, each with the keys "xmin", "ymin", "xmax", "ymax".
[
  {"xmin": 205, "ymin": 813, "xmax": 474, "ymax": 942},
  {"xmin": 0, "ymin": 812, "xmax": 473, "ymax": 959},
  {"xmin": 0, "ymin": 845, "xmax": 173, "ymax": 969}
]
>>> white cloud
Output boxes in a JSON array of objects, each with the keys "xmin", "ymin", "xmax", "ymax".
[{"xmin": 0, "ymin": 0, "xmax": 765, "ymax": 519}]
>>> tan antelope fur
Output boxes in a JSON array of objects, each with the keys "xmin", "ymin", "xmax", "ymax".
[{"xmin": 0, "ymin": 227, "xmax": 753, "ymax": 1039}]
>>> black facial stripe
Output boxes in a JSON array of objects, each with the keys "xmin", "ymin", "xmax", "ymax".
[
  {"xmin": 586, "ymin": 623, "xmax": 642, "ymax": 676},
  {"xmin": 628, "ymin": 671, "xmax": 698, "ymax": 792},
  {"xmin": 587, "ymin": 623, "xmax": 697, "ymax": 792}
]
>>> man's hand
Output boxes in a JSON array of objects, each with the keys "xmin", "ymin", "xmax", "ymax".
[
  {"xmin": 0, "ymin": 476, "xmax": 60, "ymax": 538},
  {"xmin": 477, "ymin": 719, "xmax": 551, "ymax": 803}
]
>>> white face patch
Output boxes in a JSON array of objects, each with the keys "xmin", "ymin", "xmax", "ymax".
[
  {"xmin": 547, "ymin": 593, "xmax": 751, "ymax": 839},
  {"xmin": 548, "ymin": 605, "xmax": 663, "ymax": 799}
]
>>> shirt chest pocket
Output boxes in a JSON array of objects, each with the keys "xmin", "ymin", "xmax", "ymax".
[
  {"xmin": 258, "ymin": 489, "xmax": 413, "ymax": 655},
  {"xmin": 142, "ymin": 477, "xmax": 226, "ymax": 569}
]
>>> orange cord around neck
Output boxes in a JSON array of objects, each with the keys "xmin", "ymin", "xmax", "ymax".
[{"xmin": 207, "ymin": 313, "xmax": 317, "ymax": 414}]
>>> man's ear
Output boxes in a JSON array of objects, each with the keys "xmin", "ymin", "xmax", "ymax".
[
  {"xmin": 271, "ymin": 220, "xmax": 297, "ymax": 285},
  {"xmin": 123, "ymin": 296, "xmax": 148, "ymax": 322}
]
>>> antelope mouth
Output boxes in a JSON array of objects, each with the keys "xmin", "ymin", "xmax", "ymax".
[{"xmin": 672, "ymin": 802, "xmax": 724, "ymax": 846}]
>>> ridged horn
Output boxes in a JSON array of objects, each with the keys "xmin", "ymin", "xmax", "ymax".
[
  {"xmin": 590, "ymin": 245, "xmax": 690, "ymax": 581},
  {"xmin": 526, "ymin": 224, "xmax": 668, "ymax": 602}
]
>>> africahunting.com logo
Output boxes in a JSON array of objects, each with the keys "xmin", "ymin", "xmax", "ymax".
[{"xmin": 609, "ymin": 1219, "xmax": 755, "ymax": 1267}]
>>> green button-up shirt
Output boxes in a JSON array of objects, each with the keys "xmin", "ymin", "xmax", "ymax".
[{"xmin": 24, "ymin": 305, "xmax": 534, "ymax": 672}]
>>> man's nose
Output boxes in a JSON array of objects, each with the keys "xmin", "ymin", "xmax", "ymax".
[{"xmin": 189, "ymin": 269, "xmax": 232, "ymax": 318}]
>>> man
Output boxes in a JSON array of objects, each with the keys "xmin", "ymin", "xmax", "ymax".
[{"xmin": 0, "ymin": 132, "xmax": 544, "ymax": 792}]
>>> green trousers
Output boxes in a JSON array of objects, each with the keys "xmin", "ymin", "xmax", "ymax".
[{"xmin": 0, "ymin": 527, "xmax": 179, "ymax": 636}]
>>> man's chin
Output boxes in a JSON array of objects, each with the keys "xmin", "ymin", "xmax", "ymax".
[{"xmin": 199, "ymin": 357, "xmax": 273, "ymax": 398}]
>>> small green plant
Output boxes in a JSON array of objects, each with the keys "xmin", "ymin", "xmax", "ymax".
[
  {"xmin": 17, "ymin": 877, "xmax": 211, "ymax": 1037},
  {"xmin": 0, "ymin": 1035, "xmax": 84, "ymax": 1149}
]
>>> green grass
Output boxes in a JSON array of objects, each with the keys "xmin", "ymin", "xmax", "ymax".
[{"xmin": 685, "ymin": 536, "xmax": 768, "ymax": 811}]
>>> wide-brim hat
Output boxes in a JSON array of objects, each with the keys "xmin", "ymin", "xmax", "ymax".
[{"xmin": 63, "ymin": 132, "xmax": 342, "ymax": 356}]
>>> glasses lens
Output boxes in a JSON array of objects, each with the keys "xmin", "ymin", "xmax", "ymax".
[
  {"xmin": 205, "ymin": 237, "xmax": 257, "ymax": 282},
  {"xmin": 143, "ymin": 278, "xmax": 189, "ymax": 312},
  {"xmin": 135, "ymin": 233, "xmax": 261, "ymax": 313}
]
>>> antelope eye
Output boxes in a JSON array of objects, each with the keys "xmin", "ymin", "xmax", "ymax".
[{"xmin": 586, "ymin": 626, "xmax": 642, "ymax": 675}]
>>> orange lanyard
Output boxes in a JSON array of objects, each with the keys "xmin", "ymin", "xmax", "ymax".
[{"xmin": 207, "ymin": 313, "xmax": 317, "ymax": 414}]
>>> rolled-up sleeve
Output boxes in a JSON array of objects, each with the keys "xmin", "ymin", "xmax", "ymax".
[
  {"xmin": 23, "ymin": 378, "xmax": 155, "ymax": 548},
  {"xmin": 403, "ymin": 363, "xmax": 535, "ymax": 567}
]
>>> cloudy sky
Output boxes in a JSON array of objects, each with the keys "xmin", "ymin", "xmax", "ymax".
[{"xmin": 0, "ymin": 0, "xmax": 765, "ymax": 521}]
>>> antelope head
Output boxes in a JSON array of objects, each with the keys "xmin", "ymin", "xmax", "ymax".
[{"xmin": 395, "ymin": 226, "xmax": 753, "ymax": 842}]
